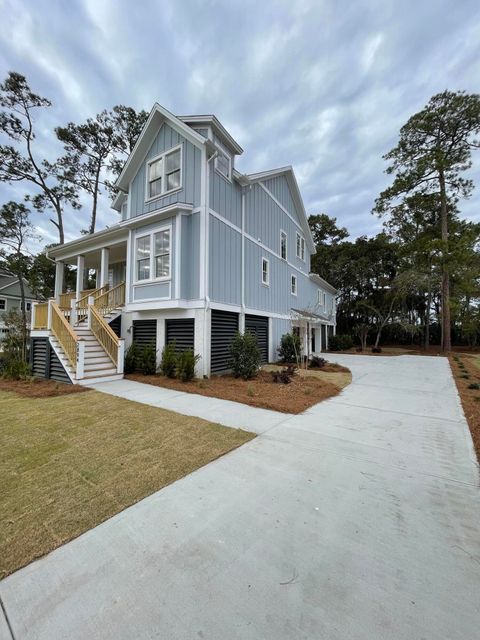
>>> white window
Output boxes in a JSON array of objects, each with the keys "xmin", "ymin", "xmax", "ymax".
[
  {"xmin": 296, "ymin": 232, "xmax": 305, "ymax": 261},
  {"xmin": 291, "ymin": 274, "xmax": 297, "ymax": 295},
  {"xmin": 261, "ymin": 258, "xmax": 269, "ymax": 286},
  {"xmin": 146, "ymin": 145, "xmax": 182, "ymax": 201},
  {"xmin": 25, "ymin": 301, "xmax": 31, "ymax": 311},
  {"xmin": 280, "ymin": 230, "xmax": 287, "ymax": 260},
  {"xmin": 135, "ymin": 226, "xmax": 171, "ymax": 282},
  {"xmin": 215, "ymin": 146, "xmax": 231, "ymax": 180},
  {"xmin": 318, "ymin": 290, "xmax": 326, "ymax": 306},
  {"xmin": 0, "ymin": 299, "xmax": 5, "ymax": 311}
]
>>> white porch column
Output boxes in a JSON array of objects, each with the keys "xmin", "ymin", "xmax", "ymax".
[
  {"xmin": 100, "ymin": 248, "xmax": 110, "ymax": 287},
  {"xmin": 54, "ymin": 261, "xmax": 64, "ymax": 299},
  {"xmin": 76, "ymin": 255, "xmax": 85, "ymax": 300}
]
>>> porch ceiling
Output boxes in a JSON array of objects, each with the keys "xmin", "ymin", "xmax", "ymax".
[{"xmin": 61, "ymin": 241, "xmax": 127, "ymax": 269}]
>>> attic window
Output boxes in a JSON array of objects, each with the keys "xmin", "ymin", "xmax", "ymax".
[
  {"xmin": 215, "ymin": 145, "xmax": 231, "ymax": 180},
  {"xmin": 146, "ymin": 145, "xmax": 182, "ymax": 201}
]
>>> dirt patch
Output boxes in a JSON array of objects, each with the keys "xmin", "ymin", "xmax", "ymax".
[
  {"xmin": 449, "ymin": 355, "xmax": 480, "ymax": 462},
  {"xmin": 0, "ymin": 389, "xmax": 254, "ymax": 577},
  {"xmin": 0, "ymin": 377, "xmax": 89, "ymax": 398},
  {"xmin": 127, "ymin": 367, "xmax": 350, "ymax": 414}
]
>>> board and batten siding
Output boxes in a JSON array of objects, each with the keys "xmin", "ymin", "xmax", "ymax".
[
  {"xmin": 209, "ymin": 163, "xmax": 242, "ymax": 228},
  {"xmin": 180, "ymin": 212, "xmax": 200, "ymax": 300},
  {"xmin": 208, "ymin": 215, "xmax": 241, "ymax": 305},
  {"xmin": 129, "ymin": 122, "xmax": 202, "ymax": 218},
  {"xmin": 262, "ymin": 175, "xmax": 302, "ymax": 226}
]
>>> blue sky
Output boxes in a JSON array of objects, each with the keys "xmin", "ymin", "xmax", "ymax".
[{"xmin": 1, "ymin": 0, "xmax": 480, "ymax": 249}]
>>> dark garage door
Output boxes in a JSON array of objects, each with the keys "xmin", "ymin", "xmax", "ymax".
[
  {"xmin": 166, "ymin": 318, "xmax": 195, "ymax": 352},
  {"xmin": 245, "ymin": 314, "xmax": 269, "ymax": 363},
  {"xmin": 133, "ymin": 319, "xmax": 157, "ymax": 349},
  {"xmin": 210, "ymin": 309, "xmax": 239, "ymax": 373}
]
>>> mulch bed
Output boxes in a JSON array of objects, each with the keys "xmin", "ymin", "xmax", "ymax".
[
  {"xmin": 449, "ymin": 355, "xmax": 480, "ymax": 462},
  {"xmin": 126, "ymin": 369, "xmax": 345, "ymax": 414},
  {"xmin": 0, "ymin": 378, "xmax": 89, "ymax": 398}
]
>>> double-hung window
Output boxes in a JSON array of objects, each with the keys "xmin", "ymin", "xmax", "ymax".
[
  {"xmin": 318, "ymin": 290, "xmax": 326, "ymax": 306},
  {"xmin": 296, "ymin": 232, "xmax": 305, "ymax": 261},
  {"xmin": 280, "ymin": 230, "xmax": 287, "ymax": 260},
  {"xmin": 262, "ymin": 258, "xmax": 269, "ymax": 286},
  {"xmin": 146, "ymin": 145, "xmax": 182, "ymax": 201},
  {"xmin": 136, "ymin": 227, "xmax": 171, "ymax": 282},
  {"xmin": 291, "ymin": 274, "xmax": 297, "ymax": 295}
]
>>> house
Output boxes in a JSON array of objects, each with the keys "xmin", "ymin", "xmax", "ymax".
[
  {"xmin": 30, "ymin": 103, "xmax": 337, "ymax": 384},
  {"xmin": 0, "ymin": 271, "xmax": 37, "ymax": 342}
]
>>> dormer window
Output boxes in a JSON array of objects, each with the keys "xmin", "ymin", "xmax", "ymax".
[
  {"xmin": 214, "ymin": 141, "xmax": 231, "ymax": 180},
  {"xmin": 146, "ymin": 145, "xmax": 182, "ymax": 201}
]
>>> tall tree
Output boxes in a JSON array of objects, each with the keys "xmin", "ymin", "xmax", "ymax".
[
  {"xmin": 0, "ymin": 72, "xmax": 79, "ymax": 244},
  {"xmin": 0, "ymin": 201, "xmax": 38, "ymax": 359},
  {"xmin": 374, "ymin": 91, "xmax": 480, "ymax": 351},
  {"xmin": 56, "ymin": 106, "xmax": 148, "ymax": 234},
  {"xmin": 309, "ymin": 213, "xmax": 348, "ymax": 285}
]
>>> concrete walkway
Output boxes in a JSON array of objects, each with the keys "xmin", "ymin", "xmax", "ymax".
[
  {"xmin": 88, "ymin": 377, "xmax": 289, "ymax": 433},
  {"xmin": 1, "ymin": 355, "xmax": 479, "ymax": 639}
]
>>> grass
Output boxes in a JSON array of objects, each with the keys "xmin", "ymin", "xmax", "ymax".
[
  {"xmin": 449, "ymin": 355, "xmax": 480, "ymax": 462},
  {"xmin": 127, "ymin": 363, "xmax": 351, "ymax": 414},
  {"xmin": 0, "ymin": 388, "xmax": 254, "ymax": 578}
]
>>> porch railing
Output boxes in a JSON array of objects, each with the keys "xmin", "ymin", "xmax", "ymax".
[
  {"xmin": 75, "ymin": 285, "xmax": 110, "ymax": 323},
  {"xmin": 32, "ymin": 302, "xmax": 48, "ymax": 330},
  {"xmin": 94, "ymin": 282, "xmax": 125, "ymax": 316},
  {"xmin": 89, "ymin": 305, "xmax": 123, "ymax": 371},
  {"xmin": 50, "ymin": 302, "xmax": 79, "ymax": 369},
  {"xmin": 59, "ymin": 292, "xmax": 76, "ymax": 311}
]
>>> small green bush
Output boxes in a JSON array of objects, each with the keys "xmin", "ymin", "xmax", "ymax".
[
  {"xmin": 124, "ymin": 343, "xmax": 138, "ymax": 374},
  {"xmin": 328, "ymin": 334, "xmax": 354, "ymax": 351},
  {"xmin": 468, "ymin": 383, "xmax": 480, "ymax": 390},
  {"xmin": 139, "ymin": 343, "xmax": 157, "ymax": 375},
  {"xmin": 176, "ymin": 349, "xmax": 201, "ymax": 382},
  {"xmin": 160, "ymin": 341, "xmax": 177, "ymax": 378},
  {"xmin": 2, "ymin": 358, "xmax": 31, "ymax": 380},
  {"xmin": 278, "ymin": 332, "xmax": 302, "ymax": 363},
  {"xmin": 229, "ymin": 331, "xmax": 261, "ymax": 380}
]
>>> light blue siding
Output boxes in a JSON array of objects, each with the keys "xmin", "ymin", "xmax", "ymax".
[
  {"xmin": 209, "ymin": 164, "xmax": 242, "ymax": 227},
  {"xmin": 262, "ymin": 175, "xmax": 302, "ymax": 225},
  {"xmin": 130, "ymin": 123, "xmax": 202, "ymax": 218},
  {"xmin": 133, "ymin": 282, "xmax": 170, "ymax": 301},
  {"xmin": 245, "ymin": 184, "xmax": 310, "ymax": 273},
  {"xmin": 209, "ymin": 216, "xmax": 241, "ymax": 305},
  {"xmin": 180, "ymin": 212, "xmax": 200, "ymax": 299}
]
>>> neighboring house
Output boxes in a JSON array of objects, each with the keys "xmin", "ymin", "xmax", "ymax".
[
  {"xmin": 0, "ymin": 271, "xmax": 37, "ymax": 342},
  {"xmin": 30, "ymin": 103, "xmax": 336, "ymax": 384}
]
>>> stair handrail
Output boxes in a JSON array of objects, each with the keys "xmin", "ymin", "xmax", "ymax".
[
  {"xmin": 50, "ymin": 302, "xmax": 80, "ymax": 369},
  {"xmin": 94, "ymin": 282, "xmax": 125, "ymax": 316},
  {"xmin": 76, "ymin": 284, "xmax": 109, "ymax": 310},
  {"xmin": 89, "ymin": 304, "xmax": 124, "ymax": 372}
]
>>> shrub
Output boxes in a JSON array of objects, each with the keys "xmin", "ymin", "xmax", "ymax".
[
  {"xmin": 160, "ymin": 341, "xmax": 177, "ymax": 378},
  {"xmin": 124, "ymin": 343, "xmax": 138, "ymax": 374},
  {"xmin": 271, "ymin": 364, "xmax": 297, "ymax": 384},
  {"xmin": 278, "ymin": 332, "xmax": 302, "ymax": 363},
  {"xmin": 328, "ymin": 334, "xmax": 354, "ymax": 351},
  {"xmin": 229, "ymin": 331, "xmax": 261, "ymax": 380},
  {"xmin": 176, "ymin": 349, "xmax": 201, "ymax": 382},
  {"xmin": 139, "ymin": 343, "xmax": 157, "ymax": 375},
  {"xmin": 2, "ymin": 358, "xmax": 31, "ymax": 380},
  {"xmin": 468, "ymin": 383, "xmax": 480, "ymax": 390},
  {"xmin": 309, "ymin": 356, "xmax": 327, "ymax": 369}
]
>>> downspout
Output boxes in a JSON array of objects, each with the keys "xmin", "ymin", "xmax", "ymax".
[
  {"xmin": 241, "ymin": 187, "xmax": 246, "ymax": 317},
  {"xmin": 203, "ymin": 150, "xmax": 218, "ymax": 376}
]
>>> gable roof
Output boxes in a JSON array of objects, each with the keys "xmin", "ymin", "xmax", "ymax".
[
  {"xmin": 178, "ymin": 114, "xmax": 243, "ymax": 155},
  {"xmin": 235, "ymin": 166, "xmax": 316, "ymax": 253},
  {"xmin": 0, "ymin": 272, "xmax": 36, "ymax": 299}
]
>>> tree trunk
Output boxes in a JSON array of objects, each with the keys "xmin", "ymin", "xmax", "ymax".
[
  {"xmin": 439, "ymin": 169, "xmax": 451, "ymax": 352},
  {"xmin": 16, "ymin": 266, "xmax": 28, "ymax": 361},
  {"xmin": 424, "ymin": 288, "xmax": 431, "ymax": 350},
  {"xmin": 89, "ymin": 165, "xmax": 102, "ymax": 235}
]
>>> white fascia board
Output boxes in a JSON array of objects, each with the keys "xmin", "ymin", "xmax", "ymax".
[
  {"xmin": 309, "ymin": 272, "xmax": 337, "ymax": 294},
  {"xmin": 178, "ymin": 114, "xmax": 243, "ymax": 155},
  {"xmin": 48, "ymin": 226, "xmax": 129, "ymax": 261},
  {"xmin": 112, "ymin": 103, "xmax": 207, "ymax": 207},
  {"xmin": 119, "ymin": 203, "xmax": 193, "ymax": 230}
]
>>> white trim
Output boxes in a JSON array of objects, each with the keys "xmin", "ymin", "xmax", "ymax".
[
  {"xmin": 261, "ymin": 257, "xmax": 270, "ymax": 286},
  {"xmin": 144, "ymin": 143, "xmax": 183, "ymax": 204},
  {"xmin": 280, "ymin": 228, "xmax": 287, "ymax": 260},
  {"xmin": 131, "ymin": 281, "xmax": 171, "ymax": 303},
  {"xmin": 175, "ymin": 212, "xmax": 181, "ymax": 299},
  {"xmin": 291, "ymin": 274, "xmax": 297, "ymax": 296},
  {"xmin": 214, "ymin": 140, "xmax": 232, "ymax": 182},
  {"xmin": 296, "ymin": 231, "xmax": 305, "ymax": 262},
  {"xmin": 133, "ymin": 223, "xmax": 172, "ymax": 285},
  {"xmin": 259, "ymin": 182, "xmax": 303, "ymax": 233}
]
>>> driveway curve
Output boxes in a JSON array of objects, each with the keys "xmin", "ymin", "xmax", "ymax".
[{"xmin": 1, "ymin": 355, "xmax": 479, "ymax": 639}]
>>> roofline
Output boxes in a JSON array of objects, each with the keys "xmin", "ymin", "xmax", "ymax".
[
  {"xmin": 48, "ymin": 225, "xmax": 127, "ymax": 259},
  {"xmin": 309, "ymin": 272, "xmax": 337, "ymax": 295},
  {"xmin": 178, "ymin": 114, "xmax": 243, "ymax": 154}
]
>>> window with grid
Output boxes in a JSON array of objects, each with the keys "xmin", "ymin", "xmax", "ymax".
[
  {"xmin": 147, "ymin": 146, "xmax": 182, "ymax": 200},
  {"xmin": 215, "ymin": 148, "xmax": 231, "ymax": 179},
  {"xmin": 291, "ymin": 275, "xmax": 297, "ymax": 295},
  {"xmin": 154, "ymin": 229, "xmax": 170, "ymax": 278},
  {"xmin": 262, "ymin": 258, "xmax": 269, "ymax": 285},
  {"xmin": 136, "ymin": 236, "xmax": 151, "ymax": 281},
  {"xmin": 280, "ymin": 231, "xmax": 287, "ymax": 260}
]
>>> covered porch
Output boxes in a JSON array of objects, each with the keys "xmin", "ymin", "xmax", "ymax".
[{"xmin": 291, "ymin": 308, "xmax": 336, "ymax": 357}]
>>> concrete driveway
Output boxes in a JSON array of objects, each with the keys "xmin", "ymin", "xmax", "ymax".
[{"xmin": 1, "ymin": 355, "xmax": 479, "ymax": 639}]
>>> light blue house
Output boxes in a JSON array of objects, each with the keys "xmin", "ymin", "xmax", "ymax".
[{"xmin": 30, "ymin": 103, "xmax": 336, "ymax": 383}]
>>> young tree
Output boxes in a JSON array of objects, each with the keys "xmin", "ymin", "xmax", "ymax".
[
  {"xmin": 375, "ymin": 91, "xmax": 480, "ymax": 351},
  {"xmin": 0, "ymin": 72, "xmax": 79, "ymax": 244},
  {"xmin": 56, "ymin": 106, "xmax": 148, "ymax": 234},
  {"xmin": 0, "ymin": 201, "xmax": 38, "ymax": 359}
]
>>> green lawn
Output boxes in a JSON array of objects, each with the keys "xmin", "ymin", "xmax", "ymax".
[{"xmin": 0, "ymin": 388, "xmax": 254, "ymax": 578}]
